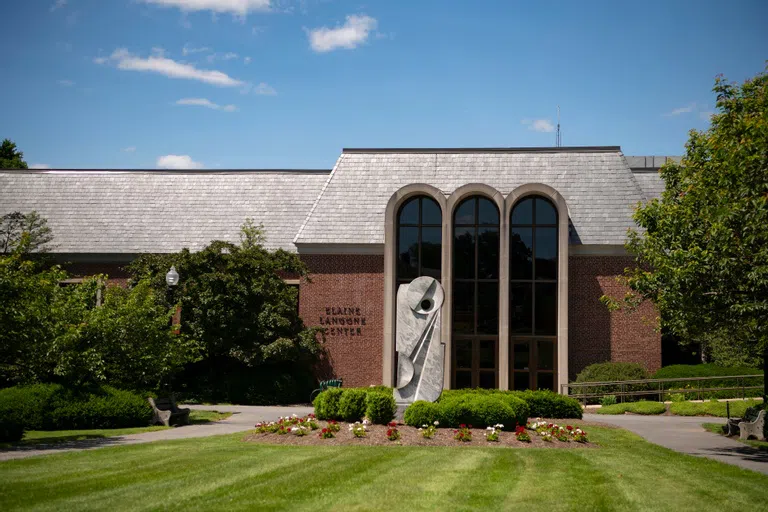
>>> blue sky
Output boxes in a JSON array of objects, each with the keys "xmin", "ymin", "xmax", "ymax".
[{"xmin": 1, "ymin": 0, "xmax": 766, "ymax": 169}]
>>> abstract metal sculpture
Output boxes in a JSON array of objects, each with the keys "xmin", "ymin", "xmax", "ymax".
[{"xmin": 394, "ymin": 276, "xmax": 445, "ymax": 404}]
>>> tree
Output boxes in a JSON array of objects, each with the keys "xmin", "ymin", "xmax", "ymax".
[
  {"xmin": 604, "ymin": 67, "xmax": 768, "ymax": 399},
  {"xmin": 0, "ymin": 211, "xmax": 54, "ymax": 254},
  {"xmin": 127, "ymin": 219, "xmax": 323, "ymax": 404},
  {"xmin": 0, "ymin": 139, "xmax": 28, "ymax": 169}
]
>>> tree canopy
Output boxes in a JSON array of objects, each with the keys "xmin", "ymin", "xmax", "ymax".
[
  {"xmin": 1, "ymin": 211, "xmax": 54, "ymax": 254},
  {"xmin": 605, "ymin": 67, "xmax": 767, "ymax": 388},
  {"xmin": 0, "ymin": 139, "xmax": 28, "ymax": 169}
]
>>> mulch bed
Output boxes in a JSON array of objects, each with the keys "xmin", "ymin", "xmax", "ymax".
[{"xmin": 243, "ymin": 420, "xmax": 599, "ymax": 449}]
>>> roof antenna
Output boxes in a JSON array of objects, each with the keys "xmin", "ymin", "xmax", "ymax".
[{"xmin": 556, "ymin": 106, "xmax": 562, "ymax": 147}]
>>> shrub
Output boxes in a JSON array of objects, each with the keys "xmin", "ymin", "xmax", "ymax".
[
  {"xmin": 596, "ymin": 401, "xmax": 666, "ymax": 415},
  {"xmin": 574, "ymin": 362, "xmax": 649, "ymax": 403},
  {"xmin": 668, "ymin": 399, "xmax": 762, "ymax": 418},
  {"xmin": 313, "ymin": 388, "xmax": 344, "ymax": 420},
  {"xmin": 0, "ymin": 383, "xmax": 62, "ymax": 430},
  {"xmin": 403, "ymin": 401, "xmax": 442, "ymax": 427},
  {"xmin": 439, "ymin": 389, "xmax": 582, "ymax": 419},
  {"xmin": 653, "ymin": 364, "xmax": 762, "ymax": 400},
  {"xmin": 438, "ymin": 393, "xmax": 529, "ymax": 429},
  {"xmin": 601, "ymin": 395, "xmax": 617, "ymax": 407},
  {"xmin": 365, "ymin": 392, "xmax": 396, "ymax": 424},
  {"xmin": 0, "ymin": 413, "xmax": 24, "ymax": 442},
  {"xmin": 337, "ymin": 389, "xmax": 368, "ymax": 422}
]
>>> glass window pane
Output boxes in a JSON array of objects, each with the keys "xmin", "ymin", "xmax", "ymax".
[
  {"xmin": 422, "ymin": 197, "xmax": 442, "ymax": 225},
  {"xmin": 452, "ymin": 282, "xmax": 475, "ymax": 334},
  {"xmin": 513, "ymin": 341, "xmax": 530, "ymax": 370},
  {"xmin": 535, "ymin": 283, "xmax": 557, "ymax": 335},
  {"xmin": 455, "ymin": 340, "xmax": 472, "ymax": 369},
  {"xmin": 511, "ymin": 198, "xmax": 533, "ymax": 225},
  {"xmin": 455, "ymin": 371, "xmax": 472, "ymax": 389},
  {"xmin": 535, "ymin": 227, "xmax": 557, "ymax": 280},
  {"xmin": 479, "ymin": 371, "xmax": 496, "ymax": 389},
  {"xmin": 421, "ymin": 227, "xmax": 442, "ymax": 279},
  {"xmin": 509, "ymin": 283, "xmax": 533, "ymax": 334},
  {"xmin": 537, "ymin": 340, "xmax": 555, "ymax": 371},
  {"xmin": 478, "ymin": 198, "xmax": 499, "ymax": 225},
  {"xmin": 479, "ymin": 340, "xmax": 496, "ymax": 369},
  {"xmin": 453, "ymin": 227, "xmax": 475, "ymax": 279},
  {"xmin": 513, "ymin": 372, "xmax": 530, "ymax": 391},
  {"xmin": 454, "ymin": 198, "xmax": 475, "ymax": 225},
  {"xmin": 399, "ymin": 198, "xmax": 419, "ymax": 225},
  {"xmin": 397, "ymin": 227, "xmax": 419, "ymax": 280},
  {"xmin": 535, "ymin": 198, "xmax": 557, "ymax": 225},
  {"xmin": 477, "ymin": 227, "xmax": 499, "ymax": 279},
  {"xmin": 510, "ymin": 227, "xmax": 533, "ymax": 280},
  {"xmin": 537, "ymin": 372, "xmax": 554, "ymax": 392},
  {"xmin": 477, "ymin": 282, "xmax": 498, "ymax": 334}
]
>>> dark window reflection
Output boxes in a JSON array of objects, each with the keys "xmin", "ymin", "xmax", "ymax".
[
  {"xmin": 479, "ymin": 371, "xmax": 496, "ymax": 389},
  {"xmin": 535, "ymin": 283, "xmax": 557, "ymax": 335},
  {"xmin": 511, "ymin": 198, "xmax": 533, "ymax": 225},
  {"xmin": 477, "ymin": 228, "xmax": 499, "ymax": 279},
  {"xmin": 396, "ymin": 196, "xmax": 442, "ymax": 284},
  {"xmin": 455, "ymin": 371, "xmax": 472, "ymax": 389},
  {"xmin": 537, "ymin": 372, "xmax": 554, "ymax": 392},
  {"xmin": 513, "ymin": 372, "xmax": 530, "ymax": 391},
  {"xmin": 397, "ymin": 226, "xmax": 418, "ymax": 279},
  {"xmin": 477, "ymin": 282, "xmax": 498, "ymax": 334},
  {"xmin": 455, "ymin": 340, "xmax": 472, "ymax": 369},
  {"xmin": 455, "ymin": 199, "xmax": 475, "ymax": 225},
  {"xmin": 535, "ymin": 198, "xmax": 557, "ymax": 225},
  {"xmin": 510, "ymin": 227, "xmax": 533, "ymax": 279},
  {"xmin": 513, "ymin": 341, "xmax": 530, "ymax": 370},
  {"xmin": 479, "ymin": 340, "xmax": 496, "ymax": 369},
  {"xmin": 422, "ymin": 197, "xmax": 441, "ymax": 225},
  {"xmin": 453, "ymin": 282, "xmax": 474, "ymax": 334},
  {"xmin": 453, "ymin": 227, "xmax": 475, "ymax": 279},
  {"xmin": 399, "ymin": 198, "xmax": 419, "ymax": 225},
  {"xmin": 537, "ymin": 340, "xmax": 554, "ymax": 371},
  {"xmin": 478, "ymin": 198, "xmax": 499, "ymax": 225},
  {"xmin": 421, "ymin": 227, "xmax": 442, "ymax": 278},
  {"xmin": 535, "ymin": 227, "xmax": 557, "ymax": 280},
  {"xmin": 510, "ymin": 283, "xmax": 533, "ymax": 334}
]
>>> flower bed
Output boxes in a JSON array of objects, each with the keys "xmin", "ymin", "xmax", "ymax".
[{"xmin": 245, "ymin": 416, "xmax": 596, "ymax": 449}]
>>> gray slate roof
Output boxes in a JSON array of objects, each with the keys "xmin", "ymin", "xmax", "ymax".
[
  {"xmin": 295, "ymin": 148, "xmax": 648, "ymax": 246},
  {"xmin": 625, "ymin": 155, "xmax": 677, "ymax": 201},
  {"xmin": 0, "ymin": 170, "xmax": 330, "ymax": 253}
]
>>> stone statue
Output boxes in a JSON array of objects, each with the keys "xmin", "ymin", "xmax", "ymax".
[{"xmin": 394, "ymin": 276, "xmax": 445, "ymax": 404}]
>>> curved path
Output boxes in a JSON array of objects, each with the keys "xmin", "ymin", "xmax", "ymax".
[
  {"xmin": 0, "ymin": 404, "xmax": 313, "ymax": 462},
  {"xmin": 583, "ymin": 413, "xmax": 768, "ymax": 475}
]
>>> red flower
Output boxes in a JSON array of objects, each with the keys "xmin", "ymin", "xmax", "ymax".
[
  {"xmin": 459, "ymin": 424, "xmax": 466, "ymax": 428},
  {"xmin": 566, "ymin": 426, "xmax": 573, "ymax": 431},
  {"xmin": 388, "ymin": 421, "xmax": 397, "ymax": 427},
  {"xmin": 468, "ymin": 425, "xmax": 473, "ymax": 429}
]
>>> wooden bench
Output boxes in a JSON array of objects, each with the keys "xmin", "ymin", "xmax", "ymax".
[
  {"xmin": 739, "ymin": 410, "xmax": 766, "ymax": 441},
  {"xmin": 309, "ymin": 378, "xmax": 343, "ymax": 402},
  {"xmin": 148, "ymin": 396, "xmax": 191, "ymax": 427}
]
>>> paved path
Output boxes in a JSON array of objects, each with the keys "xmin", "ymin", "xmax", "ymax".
[
  {"xmin": 584, "ymin": 413, "xmax": 768, "ymax": 475},
  {"xmin": 0, "ymin": 405, "xmax": 313, "ymax": 462}
]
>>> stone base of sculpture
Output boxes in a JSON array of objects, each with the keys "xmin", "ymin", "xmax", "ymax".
[{"xmin": 393, "ymin": 276, "xmax": 445, "ymax": 405}]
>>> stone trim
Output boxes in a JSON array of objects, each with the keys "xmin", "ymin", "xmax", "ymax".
[
  {"xmin": 506, "ymin": 183, "xmax": 570, "ymax": 393},
  {"xmin": 383, "ymin": 184, "xmax": 448, "ymax": 387},
  {"xmin": 570, "ymin": 244, "xmax": 628, "ymax": 256},
  {"xmin": 295, "ymin": 244, "xmax": 385, "ymax": 255}
]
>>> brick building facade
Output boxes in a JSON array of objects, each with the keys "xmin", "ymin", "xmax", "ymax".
[{"xmin": 0, "ymin": 148, "xmax": 673, "ymax": 393}]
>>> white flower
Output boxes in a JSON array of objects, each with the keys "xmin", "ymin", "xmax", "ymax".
[
  {"xmin": 292, "ymin": 414, "xmax": 298, "ymax": 418},
  {"xmin": 495, "ymin": 424, "xmax": 504, "ymax": 429},
  {"xmin": 362, "ymin": 419, "xmax": 369, "ymax": 425},
  {"xmin": 434, "ymin": 421, "xmax": 439, "ymax": 426},
  {"xmin": 418, "ymin": 428, "xmax": 422, "ymax": 431}
]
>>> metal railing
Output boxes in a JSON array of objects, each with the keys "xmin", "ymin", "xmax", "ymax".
[{"xmin": 561, "ymin": 374, "xmax": 764, "ymax": 402}]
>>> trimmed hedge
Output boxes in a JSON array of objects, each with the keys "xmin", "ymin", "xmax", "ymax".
[
  {"xmin": 0, "ymin": 384, "xmax": 153, "ymax": 440},
  {"xmin": 652, "ymin": 364, "xmax": 760, "ymax": 379},
  {"xmin": 596, "ymin": 401, "xmax": 666, "ymax": 415},
  {"xmin": 313, "ymin": 388, "xmax": 344, "ymax": 420},
  {"xmin": 337, "ymin": 389, "xmax": 368, "ymax": 422},
  {"xmin": 365, "ymin": 392, "xmax": 396, "ymax": 424},
  {"xmin": 405, "ymin": 393, "xmax": 530, "ymax": 429},
  {"xmin": 438, "ymin": 389, "xmax": 582, "ymax": 419},
  {"xmin": 573, "ymin": 362, "xmax": 650, "ymax": 403},
  {"xmin": 403, "ymin": 401, "xmax": 441, "ymax": 427}
]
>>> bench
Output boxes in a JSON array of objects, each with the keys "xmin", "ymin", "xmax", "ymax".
[
  {"xmin": 309, "ymin": 378, "xmax": 343, "ymax": 402},
  {"xmin": 148, "ymin": 396, "xmax": 191, "ymax": 427},
  {"xmin": 738, "ymin": 410, "xmax": 766, "ymax": 441}
]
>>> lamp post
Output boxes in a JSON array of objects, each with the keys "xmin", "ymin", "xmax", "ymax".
[
  {"xmin": 165, "ymin": 266, "xmax": 181, "ymax": 333},
  {"xmin": 166, "ymin": 266, "xmax": 179, "ymax": 287}
]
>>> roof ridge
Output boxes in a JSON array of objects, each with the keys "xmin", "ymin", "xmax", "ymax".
[
  {"xmin": 293, "ymin": 152, "xmax": 345, "ymax": 245},
  {"xmin": 342, "ymin": 146, "xmax": 621, "ymax": 154},
  {"xmin": 0, "ymin": 169, "xmax": 332, "ymax": 175}
]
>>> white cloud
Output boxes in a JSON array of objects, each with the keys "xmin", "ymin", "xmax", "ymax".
[
  {"xmin": 175, "ymin": 98, "xmax": 238, "ymax": 111},
  {"xmin": 251, "ymin": 82, "xmax": 276, "ymax": 95},
  {"xmin": 57, "ymin": 79, "xmax": 75, "ymax": 87},
  {"xmin": 157, "ymin": 155, "xmax": 204, "ymax": 169},
  {"xmin": 521, "ymin": 119, "xmax": 555, "ymax": 133},
  {"xmin": 140, "ymin": 0, "xmax": 271, "ymax": 16},
  {"xmin": 30, "ymin": 164, "xmax": 52, "ymax": 169},
  {"xmin": 307, "ymin": 14, "xmax": 377, "ymax": 53},
  {"xmin": 50, "ymin": 0, "xmax": 67, "ymax": 12},
  {"xmin": 122, "ymin": 146, "xmax": 137, "ymax": 152},
  {"xmin": 182, "ymin": 44, "xmax": 211, "ymax": 56},
  {"xmin": 222, "ymin": 52, "xmax": 238, "ymax": 60},
  {"xmin": 95, "ymin": 48, "xmax": 244, "ymax": 87},
  {"xmin": 151, "ymin": 47, "xmax": 167, "ymax": 57},
  {"xmin": 664, "ymin": 103, "xmax": 696, "ymax": 116}
]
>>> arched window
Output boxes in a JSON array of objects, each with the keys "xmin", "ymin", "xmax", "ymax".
[
  {"xmin": 452, "ymin": 196, "xmax": 500, "ymax": 389},
  {"xmin": 396, "ymin": 196, "xmax": 442, "ymax": 286},
  {"xmin": 509, "ymin": 196, "xmax": 558, "ymax": 391}
]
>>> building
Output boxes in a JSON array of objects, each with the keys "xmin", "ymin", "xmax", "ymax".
[{"xmin": 0, "ymin": 147, "xmax": 677, "ymax": 393}]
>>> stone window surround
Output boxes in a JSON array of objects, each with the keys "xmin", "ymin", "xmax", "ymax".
[{"xmin": 383, "ymin": 183, "xmax": 570, "ymax": 393}]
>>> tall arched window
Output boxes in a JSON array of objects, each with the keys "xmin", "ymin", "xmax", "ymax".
[
  {"xmin": 509, "ymin": 196, "xmax": 558, "ymax": 391},
  {"xmin": 396, "ymin": 196, "xmax": 442, "ymax": 286},
  {"xmin": 452, "ymin": 196, "xmax": 500, "ymax": 389}
]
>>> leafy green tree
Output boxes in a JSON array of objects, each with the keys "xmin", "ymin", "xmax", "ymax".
[
  {"xmin": 127, "ymin": 219, "xmax": 322, "ymax": 403},
  {"xmin": 0, "ymin": 139, "xmax": 28, "ymax": 169},
  {"xmin": 1, "ymin": 211, "xmax": 54, "ymax": 254},
  {"xmin": 604, "ymin": 67, "xmax": 768, "ymax": 398}
]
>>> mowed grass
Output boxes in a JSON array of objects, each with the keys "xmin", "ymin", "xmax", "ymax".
[
  {"xmin": 669, "ymin": 399, "xmax": 762, "ymax": 418},
  {"xmin": 702, "ymin": 423, "xmax": 768, "ymax": 452},
  {"xmin": 595, "ymin": 401, "xmax": 667, "ymax": 415},
  {"xmin": 1, "ymin": 426, "xmax": 767, "ymax": 511}
]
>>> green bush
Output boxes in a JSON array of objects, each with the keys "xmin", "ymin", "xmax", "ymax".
[
  {"xmin": 668, "ymin": 399, "xmax": 762, "ymax": 418},
  {"xmin": 337, "ymin": 389, "xmax": 368, "ymax": 422},
  {"xmin": 0, "ymin": 413, "xmax": 24, "ymax": 442},
  {"xmin": 439, "ymin": 389, "xmax": 582, "ymax": 419},
  {"xmin": 365, "ymin": 392, "xmax": 396, "ymax": 424},
  {"xmin": 601, "ymin": 395, "xmax": 617, "ymax": 407},
  {"xmin": 573, "ymin": 362, "xmax": 649, "ymax": 403},
  {"xmin": 596, "ymin": 401, "xmax": 666, "ymax": 415},
  {"xmin": 653, "ymin": 364, "xmax": 762, "ymax": 400},
  {"xmin": 313, "ymin": 388, "xmax": 344, "ymax": 420},
  {"xmin": 0, "ymin": 383, "xmax": 62, "ymax": 430},
  {"xmin": 432, "ymin": 393, "xmax": 530, "ymax": 429},
  {"xmin": 403, "ymin": 401, "xmax": 442, "ymax": 427}
]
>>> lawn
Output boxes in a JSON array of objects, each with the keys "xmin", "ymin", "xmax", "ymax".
[
  {"xmin": 702, "ymin": 423, "xmax": 768, "ymax": 452},
  {"xmin": 1, "ymin": 425, "xmax": 767, "ymax": 511},
  {"xmin": 669, "ymin": 399, "xmax": 762, "ymax": 418},
  {"xmin": 595, "ymin": 401, "xmax": 666, "ymax": 415},
  {"xmin": 0, "ymin": 410, "xmax": 233, "ymax": 449}
]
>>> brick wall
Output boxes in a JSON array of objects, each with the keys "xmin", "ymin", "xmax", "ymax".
[
  {"xmin": 568, "ymin": 255, "xmax": 661, "ymax": 379},
  {"xmin": 299, "ymin": 254, "xmax": 385, "ymax": 387}
]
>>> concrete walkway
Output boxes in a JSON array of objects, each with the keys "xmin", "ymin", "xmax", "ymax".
[
  {"xmin": 0, "ymin": 404, "xmax": 313, "ymax": 462},
  {"xmin": 584, "ymin": 413, "xmax": 768, "ymax": 475}
]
